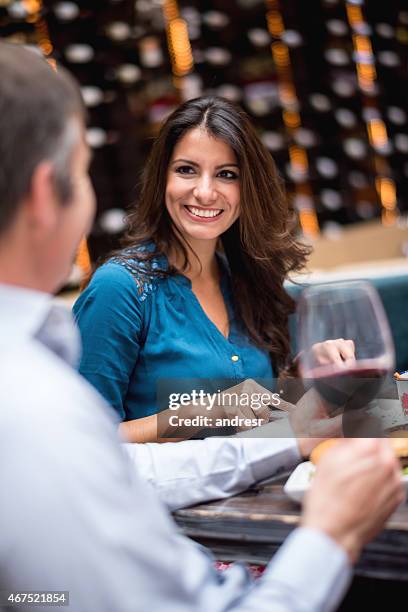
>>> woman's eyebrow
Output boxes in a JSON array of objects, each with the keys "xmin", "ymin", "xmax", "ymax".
[
  {"xmin": 172, "ymin": 158, "xmax": 239, "ymax": 169},
  {"xmin": 172, "ymin": 158, "xmax": 198, "ymax": 166},
  {"xmin": 215, "ymin": 163, "xmax": 239, "ymax": 169}
]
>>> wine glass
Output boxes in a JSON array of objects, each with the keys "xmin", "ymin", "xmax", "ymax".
[{"xmin": 297, "ymin": 281, "xmax": 395, "ymax": 433}]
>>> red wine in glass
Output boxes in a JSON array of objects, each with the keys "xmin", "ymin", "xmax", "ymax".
[
  {"xmin": 307, "ymin": 362, "xmax": 388, "ymax": 414},
  {"xmin": 298, "ymin": 281, "xmax": 395, "ymax": 425}
]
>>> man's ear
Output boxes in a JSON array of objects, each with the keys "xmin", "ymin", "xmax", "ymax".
[{"xmin": 25, "ymin": 161, "xmax": 61, "ymax": 238}]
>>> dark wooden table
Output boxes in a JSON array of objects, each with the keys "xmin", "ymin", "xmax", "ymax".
[{"xmin": 174, "ymin": 474, "xmax": 408, "ymax": 582}]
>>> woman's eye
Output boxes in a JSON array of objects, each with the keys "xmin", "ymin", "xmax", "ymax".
[
  {"xmin": 218, "ymin": 169, "xmax": 239, "ymax": 180},
  {"xmin": 175, "ymin": 165, "xmax": 195, "ymax": 175}
]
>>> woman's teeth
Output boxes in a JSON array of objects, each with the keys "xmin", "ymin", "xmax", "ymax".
[{"xmin": 186, "ymin": 206, "xmax": 222, "ymax": 218}]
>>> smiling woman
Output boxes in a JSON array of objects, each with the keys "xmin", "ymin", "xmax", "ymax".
[
  {"xmin": 73, "ymin": 96, "xmax": 310, "ymax": 442},
  {"xmin": 166, "ymin": 128, "xmax": 241, "ymax": 241}
]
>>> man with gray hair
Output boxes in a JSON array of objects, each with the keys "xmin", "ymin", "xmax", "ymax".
[{"xmin": 0, "ymin": 42, "xmax": 403, "ymax": 612}]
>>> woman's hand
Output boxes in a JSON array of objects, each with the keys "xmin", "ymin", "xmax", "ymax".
[{"xmin": 305, "ymin": 338, "xmax": 355, "ymax": 368}]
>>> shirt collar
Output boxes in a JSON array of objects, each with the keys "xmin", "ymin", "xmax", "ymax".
[{"xmin": 0, "ymin": 283, "xmax": 80, "ymax": 367}]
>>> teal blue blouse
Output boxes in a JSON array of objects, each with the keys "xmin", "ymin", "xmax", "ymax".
[{"xmin": 73, "ymin": 248, "xmax": 274, "ymax": 421}]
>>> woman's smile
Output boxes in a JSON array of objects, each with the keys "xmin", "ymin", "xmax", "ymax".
[{"xmin": 183, "ymin": 204, "xmax": 224, "ymax": 222}]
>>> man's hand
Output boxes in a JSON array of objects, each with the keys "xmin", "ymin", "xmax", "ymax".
[
  {"xmin": 290, "ymin": 389, "xmax": 343, "ymax": 458},
  {"xmin": 288, "ymin": 339, "xmax": 355, "ymax": 457},
  {"xmin": 301, "ymin": 438, "xmax": 405, "ymax": 563}
]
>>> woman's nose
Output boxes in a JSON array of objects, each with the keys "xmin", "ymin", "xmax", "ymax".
[{"xmin": 192, "ymin": 177, "xmax": 217, "ymax": 205}]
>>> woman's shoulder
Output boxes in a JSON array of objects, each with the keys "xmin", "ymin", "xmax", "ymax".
[{"xmin": 96, "ymin": 243, "xmax": 167, "ymax": 302}]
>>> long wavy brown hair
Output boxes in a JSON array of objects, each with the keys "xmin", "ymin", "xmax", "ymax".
[{"xmin": 100, "ymin": 96, "xmax": 310, "ymax": 372}]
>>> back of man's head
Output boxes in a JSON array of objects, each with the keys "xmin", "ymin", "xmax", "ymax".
[{"xmin": 0, "ymin": 43, "xmax": 85, "ymax": 236}]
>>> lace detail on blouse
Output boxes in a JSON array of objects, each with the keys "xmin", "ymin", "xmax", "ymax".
[{"xmin": 110, "ymin": 246, "xmax": 166, "ymax": 302}]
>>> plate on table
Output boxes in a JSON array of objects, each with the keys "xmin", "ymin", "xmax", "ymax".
[
  {"xmin": 284, "ymin": 461, "xmax": 408, "ymax": 504},
  {"xmin": 283, "ymin": 462, "xmax": 315, "ymax": 503}
]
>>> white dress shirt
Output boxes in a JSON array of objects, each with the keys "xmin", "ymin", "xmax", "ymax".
[
  {"xmin": 124, "ymin": 435, "xmax": 301, "ymax": 511},
  {"xmin": 0, "ymin": 283, "xmax": 351, "ymax": 611}
]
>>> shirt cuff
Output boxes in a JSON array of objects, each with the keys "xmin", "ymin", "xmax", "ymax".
[
  {"xmin": 240, "ymin": 436, "xmax": 301, "ymax": 484},
  {"xmin": 264, "ymin": 526, "xmax": 352, "ymax": 612}
]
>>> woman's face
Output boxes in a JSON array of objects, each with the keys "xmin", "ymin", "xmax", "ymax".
[{"xmin": 165, "ymin": 127, "xmax": 240, "ymax": 245}]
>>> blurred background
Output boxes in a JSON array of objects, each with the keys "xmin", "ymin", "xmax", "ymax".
[{"xmin": 0, "ymin": 0, "xmax": 407, "ymax": 285}]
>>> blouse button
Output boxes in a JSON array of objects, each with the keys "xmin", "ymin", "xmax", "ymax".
[{"xmin": 231, "ymin": 355, "xmax": 239, "ymax": 362}]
